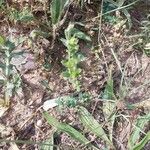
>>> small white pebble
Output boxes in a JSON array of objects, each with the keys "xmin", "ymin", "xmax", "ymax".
[{"xmin": 36, "ymin": 120, "xmax": 42, "ymax": 127}]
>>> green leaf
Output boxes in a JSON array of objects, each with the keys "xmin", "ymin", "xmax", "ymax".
[
  {"xmin": 30, "ymin": 30, "xmax": 50, "ymax": 40},
  {"xmin": 78, "ymin": 106, "xmax": 114, "ymax": 147},
  {"xmin": 20, "ymin": 14, "xmax": 34, "ymax": 22},
  {"xmin": 0, "ymin": 74, "xmax": 5, "ymax": 83},
  {"xmin": 51, "ymin": 0, "xmax": 60, "ymax": 24},
  {"xmin": 122, "ymin": 9, "xmax": 132, "ymax": 29},
  {"xmin": 5, "ymin": 41, "xmax": 15, "ymax": 51},
  {"xmin": 51, "ymin": 0, "xmax": 69, "ymax": 25},
  {"xmin": 128, "ymin": 113, "xmax": 150, "ymax": 149},
  {"xmin": 64, "ymin": 24, "xmax": 91, "ymax": 41},
  {"xmin": 43, "ymin": 112, "xmax": 99, "ymax": 150},
  {"xmin": 0, "ymin": 35, "xmax": 6, "ymax": 45},
  {"xmin": 69, "ymin": 28, "xmax": 91, "ymax": 42},
  {"xmin": 60, "ymin": 38, "xmax": 67, "ymax": 47},
  {"xmin": 103, "ymin": 78, "xmax": 114, "ymax": 99},
  {"xmin": 0, "ymin": 63, "xmax": 5, "ymax": 70},
  {"xmin": 62, "ymin": 70, "xmax": 70, "ymax": 78},
  {"xmin": 40, "ymin": 130, "xmax": 56, "ymax": 150},
  {"xmin": 74, "ymin": 30, "xmax": 91, "ymax": 42},
  {"xmin": 102, "ymin": 100, "xmax": 116, "ymax": 142},
  {"xmin": 133, "ymin": 131, "xmax": 150, "ymax": 150},
  {"xmin": 102, "ymin": 66, "xmax": 114, "ymax": 100},
  {"xmin": 118, "ymin": 0, "xmax": 125, "ymax": 7},
  {"xmin": 105, "ymin": 0, "xmax": 118, "ymax": 7},
  {"xmin": 11, "ymin": 51, "xmax": 24, "ymax": 58}
]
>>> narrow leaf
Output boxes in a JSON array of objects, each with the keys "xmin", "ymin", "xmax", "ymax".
[
  {"xmin": 0, "ymin": 63, "xmax": 5, "ymax": 70},
  {"xmin": 0, "ymin": 35, "xmax": 5, "ymax": 45},
  {"xmin": 128, "ymin": 113, "xmax": 150, "ymax": 148},
  {"xmin": 122, "ymin": 9, "xmax": 132, "ymax": 29},
  {"xmin": 133, "ymin": 131, "xmax": 150, "ymax": 150},
  {"xmin": 118, "ymin": 0, "xmax": 125, "ymax": 7},
  {"xmin": 51, "ymin": 0, "xmax": 68, "ymax": 25},
  {"xmin": 103, "ymin": 65, "xmax": 114, "ymax": 100},
  {"xmin": 78, "ymin": 106, "xmax": 114, "ymax": 147},
  {"xmin": 40, "ymin": 132, "xmax": 55, "ymax": 150},
  {"xmin": 71, "ymin": 28, "xmax": 91, "ymax": 42},
  {"xmin": 43, "ymin": 111, "xmax": 99, "ymax": 150},
  {"xmin": 11, "ymin": 51, "xmax": 24, "ymax": 58}
]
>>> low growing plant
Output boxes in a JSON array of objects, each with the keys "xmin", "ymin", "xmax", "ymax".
[{"xmin": 61, "ymin": 23, "xmax": 91, "ymax": 91}]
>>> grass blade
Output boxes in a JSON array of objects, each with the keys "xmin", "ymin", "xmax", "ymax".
[
  {"xmin": 133, "ymin": 131, "xmax": 150, "ymax": 150},
  {"xmin": 43, "ymin": 111, "xmax": 99, "ymax": 150},
  {"xmin": 103, "ymin": 65, "xmax": 114, "ymax": 100},
  {"xmin": 128, "ymin": 113, "xmax": 150, "ymax": 148},
  {"xmin": 40, "ymin": 134, "xmax": 55, "ymax": 150},
  {"xmin": 78, "ymin": 106, "xmax": 114, "ymax": 147},
  {"xmin": 51, "ymin": 0, "xmax": 68, "ymax": 25},
  {"xmin": 0, "ymin": 35, "xmax": 5, "ymax": 45},
  {"xmin": 51, "ymin": 0, "xmax": 62, "ymax": 25},
  {"xmin": 122, "ymin": 9, "xmax": 132, "ymax": 29}
]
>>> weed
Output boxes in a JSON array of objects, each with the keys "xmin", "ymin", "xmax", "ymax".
[
  {"xmin": 61, "ymin": 23, "xmax": 91, "ymax": 91},
  {"xmin": 56, "ymin": 92, "xmax": 91, "ymax": 108},
  {"xmin": 0, "ymin": 35, "xmax": 22, "ymax": 107},
  {"xmin": 0, "ymin": 1, "xmax": 149, "ymax": 150},
  {"xmin": 61, "ymin": 36, "xmax": 82, "ymax": 91},
  {"xmin": 43, "ymin": 111, "xmax": 100, "ymax": 150},
  {"xmin": 128, "ymin": 113, "xmax": 150, "ymax": 149}
]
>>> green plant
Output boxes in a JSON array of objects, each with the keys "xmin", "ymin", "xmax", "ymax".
[
  {"xmin": 61, "ymin": 23, "xmax": 91, "ymax": 91},
  {"xmin": 51, "ymin": 0, "xmax": 69, "ymax": 26},
  {"xmin": 103, "ymin": 0, "xmax": 140, "ymax": 29},
  {"xmin": 141, "ymin": 14, "xmax": 150, "ymax": 56},
  {"xmin": 9, "ymin": 7, "xmax": 34, "ymax": 24},
  {"xmin": 133, "ymin": 14, "xmax": 150, "ymax": 56},
  {"xmin": 78, "ymin": 106, "xmax": 114, "ymax": 148},
  {"xmin": 128, "ymin": 113, "xmax": 150, "ymax": 149},
  {"xmin": 0, "ymin": 35, "xmax": 22, "ymax": 107},
  {"xmin": 132, "ymin": 131, "xmax": 150, "ymax": 150},
  {"xmin": 103, "ymin": 1, "xmax": 120, "ymax": 24},
  {"xmin": 43, "ymin": 106, "xmax": 113, "ymax": 149},
  {"xmin": 65, "ymin": 105, "xmax": 149, "ymax": 149},
  {"xmin": 43, "ymin": 111, "xmax": 99, "ymax": 150},
  {"xmin": 102, "ymin": 66, "xmax": 117, "ymax": 142},
  {"xmin": 50, "ymin": 0, "xmax": 70, "ymax": 37},
  {"xmin": 101, "ymin": 67, "xmax": 150, "ymax": 149},
  {"xmin": 56, "ymin": 92, "xmax": 91, "ymax": 108}
]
